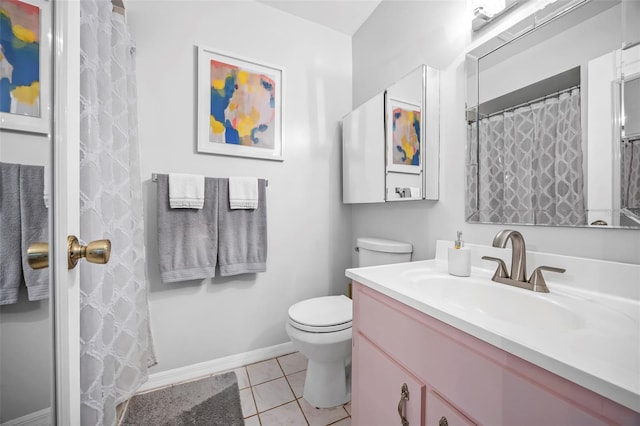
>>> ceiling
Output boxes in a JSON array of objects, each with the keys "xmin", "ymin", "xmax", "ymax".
[{"xmin": 257, "ymin": 0, "xmax": 383, "ymax": 35}]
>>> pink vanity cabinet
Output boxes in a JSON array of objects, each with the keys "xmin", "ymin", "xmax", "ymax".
[{"xmin": 351, "ymin": 282, "xmax": 640, "ymax": 426}]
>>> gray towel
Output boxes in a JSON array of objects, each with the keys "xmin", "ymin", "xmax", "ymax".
[
  {"xmin": 0, "ymin": 162, "xmax": 23, "ymax": 305},
  {"xmin": 19, "ymin": 165, "xmax": 49, "ymax": 301},
  {"xmin": 157, "ymin": 174, "xmax": 219, "ymax": 283},
  {"xmin": 217, "ymin": 178, "xmax": 267, "ymax": 276}
]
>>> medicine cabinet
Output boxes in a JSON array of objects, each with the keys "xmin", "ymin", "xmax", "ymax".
[{"xmin": 342, "ymin": 64, "xmax": 440, "ymax": 204}]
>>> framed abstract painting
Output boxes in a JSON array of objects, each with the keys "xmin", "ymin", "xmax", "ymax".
[
  {"xmin": 197, "ymin": 46, "xmax": 283, "ymax": 161},
  {"xmin": 386, "ymin": 97, "xmax": 422, "ymax": 174},
  {"xmin": 0, "ymin": 0, "xmax": 51, "ymax": 134}
]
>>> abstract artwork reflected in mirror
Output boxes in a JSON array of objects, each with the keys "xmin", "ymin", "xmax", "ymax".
[{"xmin": 465, "ymin": 0, "xmax": 640, "ymax": 229}]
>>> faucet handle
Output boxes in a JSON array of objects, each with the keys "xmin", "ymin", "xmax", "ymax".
[
  {"xmin": 481, "ymin": 256, "xmax": 509, "ymax": 280},
  {"xmin": 528, "ymin": 266, "xmax": 566, "ymax": 293}
]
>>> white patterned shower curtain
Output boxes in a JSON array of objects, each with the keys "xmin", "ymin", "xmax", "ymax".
[
  {"xmin": 80, "ymin": 1, "xmax": 156, "ymax": 425},
  {"xmin": 621, "ymin": 138, "xmax": 640, "ymax": 210},
  {"xmin": 467, "ymin": 88, "xmax": 586, "ymax": 226}
]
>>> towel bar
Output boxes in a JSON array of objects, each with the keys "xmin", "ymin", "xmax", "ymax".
[{"xmin": 151, "ymin": 173, "xmax": 268, "ymax": 186}]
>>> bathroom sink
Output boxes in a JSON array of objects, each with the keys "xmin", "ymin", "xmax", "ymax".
[{"xmin": 401, "ymin": 272, "xmax": 586, "ymax": 330}]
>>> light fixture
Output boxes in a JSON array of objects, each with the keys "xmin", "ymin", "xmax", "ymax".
[{"xmin": 472, "ymin": 0, "xmax": 521, "ymax": 31}]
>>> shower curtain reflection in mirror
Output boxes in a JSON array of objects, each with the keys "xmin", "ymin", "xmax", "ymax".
[{"xmin": 467, "ymin": 87, "xmax": 586, "ymax": 226}]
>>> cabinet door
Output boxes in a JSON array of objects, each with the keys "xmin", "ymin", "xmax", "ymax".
[
  {"xmin": 426, "ymin": 391, "xmax": 475, "ymax": 426},
  {"xmin": 352, "ymin": 332, "xmax": 425, "ymax": 426}
]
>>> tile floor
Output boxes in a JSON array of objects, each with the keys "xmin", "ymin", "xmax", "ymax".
[{"xmin": 231, "ymin": 352, "xmax": 351, "ymax": 426}]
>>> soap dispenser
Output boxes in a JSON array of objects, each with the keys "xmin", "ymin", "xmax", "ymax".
[{"xmin": 448, "ymin": 231, "xmax": 471, "ymax": 277}]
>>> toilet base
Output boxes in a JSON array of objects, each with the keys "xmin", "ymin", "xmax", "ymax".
[{"xmin": 303, "ymin": 359, "xmax": 351, "ymax": 408}]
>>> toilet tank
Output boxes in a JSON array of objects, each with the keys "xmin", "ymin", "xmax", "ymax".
[{"xmin": 357, "ymin": 237, "xmax": 412, "ymax": 267}]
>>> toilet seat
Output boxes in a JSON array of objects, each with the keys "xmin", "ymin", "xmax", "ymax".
[{"xmin": 288, "ymin": 295, "xmax": 352, "ymax": 333}]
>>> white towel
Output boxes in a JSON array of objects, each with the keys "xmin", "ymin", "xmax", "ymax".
[
  {"xmin": 229, "ymin": 177, "xmax": 258, "ymax": 210},
  {"xmin": 169, "ymin": 173, "xmax": 205, "ymax": 209}
]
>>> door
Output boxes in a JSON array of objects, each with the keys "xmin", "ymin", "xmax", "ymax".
[
  {"xmin": 51, "ymin": 1, "xmax": 82, "ymax": 424},
  {"xmin": 352, "ymin": 332, "xmax": 425, "ymax": 426}
]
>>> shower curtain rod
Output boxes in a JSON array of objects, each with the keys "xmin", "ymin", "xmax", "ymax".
[
  {"xmin": 481, "ymin": 84, "xmax": 580, "ymax": 120},
  {"xmin": 151, "ymin": 173, "xmax": 269, "ymax": 186}
]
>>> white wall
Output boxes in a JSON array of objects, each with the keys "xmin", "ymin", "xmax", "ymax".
[
  {"xmin": 351, "ymin": 0, "xmax": 640, "ymax": 266},
  {"xmin": 126, "ymin": 0, "xmax": 353, "ymax": 373}
]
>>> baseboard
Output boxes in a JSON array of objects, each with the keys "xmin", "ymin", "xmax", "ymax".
[
  {"xmin": 137, "ymin": 341, "xmax": 296, "ymax": 393},
  {"xmin": 1, "ymin": 408, "xmax": 51, "ymax": 426}
]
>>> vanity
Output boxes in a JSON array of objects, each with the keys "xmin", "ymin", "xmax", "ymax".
[{"xmin": 346, "ymin": 241, "xmax": 640, "ymax": 425}]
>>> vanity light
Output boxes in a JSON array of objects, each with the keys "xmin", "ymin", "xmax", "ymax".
[
  {"xmin": 471, "ymin": 0, "xmax": 521, "ymax": 31},
  {"xmin": 472, "ymin": 0, "xmax": 507, "ymax": 19}
]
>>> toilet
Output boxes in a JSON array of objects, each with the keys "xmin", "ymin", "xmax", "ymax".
[{"xmin": 285, "ymin": 237, "xmax": 413, "ymax": 408}]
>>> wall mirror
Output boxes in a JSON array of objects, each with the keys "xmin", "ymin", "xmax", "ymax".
[
  {"xmin": 465, "ymin": 0, "xmax": 640, "ymax": 229},
  {"xmin": 343, "ymin": 64, "xmax": 439, "ymax": 204},
  {"xmin": 0, "ymin": 0, "xmax": 54, "ymax": 421}
]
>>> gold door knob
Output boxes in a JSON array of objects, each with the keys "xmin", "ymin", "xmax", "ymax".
[
  {"xmin": 27, "ymin": 242, "xmax": 50, "ymax": 270},
  {"xmin": 68, "ymin": 235, "xmax": 111, "ymax": 270}
]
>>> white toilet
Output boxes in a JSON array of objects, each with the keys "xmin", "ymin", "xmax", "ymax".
[{"xmin": 285, "ymin": 237, "xmax": 413, "ymax": 408}]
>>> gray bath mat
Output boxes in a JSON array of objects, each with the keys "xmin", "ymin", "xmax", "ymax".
[{"xmin": 121, "ymin": 371, "xmax": 244, "ymax": 426}]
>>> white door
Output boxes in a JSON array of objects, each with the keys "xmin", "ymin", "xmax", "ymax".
[{"xmin": 51, "ymin": 1, "xmax": 81, "ymax": 424}]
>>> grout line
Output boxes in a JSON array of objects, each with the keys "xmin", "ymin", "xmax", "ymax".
[{"xmin": 294, "ymin": 396, "xmax": 311, "ymax": 426}]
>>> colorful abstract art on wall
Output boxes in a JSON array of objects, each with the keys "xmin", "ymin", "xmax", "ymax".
[
  {"xmin": 391, "ymin": 104, "xmax": 421, "ymax": 166},
  {"xmin": 197, "ymin": 47, "xmax": 282, "ymax": 161},
  {"xmin": 0, "ymin": 0, "xmax": 40, "ymax": 118},
  {"xmin": 209, "ymin": 59, "xmax": 276, "ymax": 149}
]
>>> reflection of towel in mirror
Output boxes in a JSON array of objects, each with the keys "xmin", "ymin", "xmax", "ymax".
[
  {"xmin": 217, "ymin": 179, "xmax": 267, "ymax": 276},
  {"xmin": 157, "ymin": 174, "xmax": 219, "ymax": 283},
  {"xmin": 20, "ymin": 165, "xmax": 49, "ymax": 301},
  {"xmin": 0, "ymin": 162, "xmax": 23, "ymax": 305}
]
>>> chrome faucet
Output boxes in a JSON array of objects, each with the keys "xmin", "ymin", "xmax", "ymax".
[{"xmin": 482, "ymin": 230, "xmax": 565, "ymax": 293}]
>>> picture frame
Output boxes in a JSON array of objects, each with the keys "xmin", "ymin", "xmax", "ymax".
[
  {"xmin": 0, "ymin": 0, "xmax": 51, "ymax": 134},
  {"xmin": 386, "ymin": 97, "xmax": 422, "ymax": 174},
  {"xmin": 197, "ymin": 46, "xmax": 283, "ymax": 161}
]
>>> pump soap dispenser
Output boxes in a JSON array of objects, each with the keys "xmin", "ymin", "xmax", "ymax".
[{"xmin": 448, "ymin": 231, "xmax": 471, "ymax": 277}]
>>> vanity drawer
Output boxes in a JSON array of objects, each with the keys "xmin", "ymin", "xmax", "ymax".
[{"xmin": 426, "ymin": 391, "xmax": 475, "ymax": 426}]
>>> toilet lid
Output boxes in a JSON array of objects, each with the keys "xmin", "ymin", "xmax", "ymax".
[{"xmin": 288, "ymin": 295, "xmax": 352, "ymax": 333}]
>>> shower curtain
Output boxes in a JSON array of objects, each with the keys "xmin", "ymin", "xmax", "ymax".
[
  {"xmin": 468, "ymin": 88, "xmax": 586, "ymax": 226},
  {"xmin": 80, "ymin": 1, "xmax": 156, "ymax": 425},
  {"xmin": 621, "ymin": 138, "xmax": 640, "ymax": 211}
]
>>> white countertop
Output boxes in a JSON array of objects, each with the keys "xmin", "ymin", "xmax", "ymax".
[{"xmin": 346, "ymin": 241, "xmax": 640, "ymax": 413}]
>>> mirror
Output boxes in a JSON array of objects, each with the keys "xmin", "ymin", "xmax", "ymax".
[
  {"xmin": 342, "ymin": 64, "xmax": 439, "ymax": 203},
  {"xmin": 0, "ymin": 0, "xmax": 54, "ymax": 422},
  {"xmin": 386, "ymin": 65, "xmax": 427, "ymax": 201},
  {"xmin": 465, "ymin": 0, "xmax": 640, "ymax": 229}
]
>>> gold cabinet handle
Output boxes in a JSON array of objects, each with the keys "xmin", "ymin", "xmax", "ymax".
[
  {"xmin": 397, "ymin": 383, "xmax": 409, "ymax": 426},
  {"xmin": 68, "ymin": 235, "xmax": 111, "ymax": 270},
  {"xmin": 27, "ymin": 242, "xmax": 50, "ymax": 270},
  {"xmin": 439, "ymin": 416, "xmax": 448, "ymax": 426}
]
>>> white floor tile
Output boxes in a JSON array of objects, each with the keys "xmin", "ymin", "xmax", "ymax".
[
  {"xmin": 259, "ymin": 401, "xmax": 308, "ymax": 426},
  {"xmin": 233, "ymin": 367, "xmax": 250, "ymax": 389},
  {"xmin": 298, "ymin": 397, "xmax": 349, "ymax": 426},
  {"xmin": 286, "ymin": 370, "xmax": 307, "ymax": 398},
  {"xmin": 278, "ymin": 352, "xmax": 308, "ymax": 375},
  {"xmin": 244, "ymin": 415, "xmax": 261, "ymax": 426},
  {"xmin": 247, "ymin": 358, "xmax": 284, "ymax": 385},
  {"xmin": 239, "ymin": 387, "xmax": 257, "ymax": 418},
  {"xmin": 331, "ymin": 417, "xmax": 352, "ymax": 426},
  {"xmin": 253, "ymin": 377, "xmax": 295, "ymax": 412}
]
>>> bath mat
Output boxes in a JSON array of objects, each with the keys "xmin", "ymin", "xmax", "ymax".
[{"xmin": 121, "ymin": 371, "xmax": 244, "ymax": 426}]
